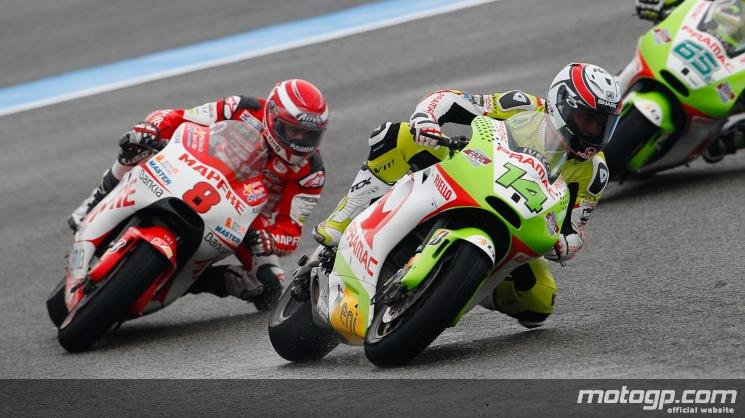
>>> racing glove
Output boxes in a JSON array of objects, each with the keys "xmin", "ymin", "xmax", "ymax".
[
  {"xmin": 117, "ymin": 121, "xmax": 165, "ymax": 165},
  {"xmin": 245, "ymin": 229, "xmax": 276, "ymax": 256},
  {"xmin": 544, "ymin": 233, "xmax": 583, "ymax": 263},
  {"xmin": 409, "ymin": 112, "xmax": 443, "ymax": 149}
]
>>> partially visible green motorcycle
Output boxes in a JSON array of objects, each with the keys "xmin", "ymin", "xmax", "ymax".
[{"xmin": 606, "ymin": 0, "xmax": 745, "ymax": 180}]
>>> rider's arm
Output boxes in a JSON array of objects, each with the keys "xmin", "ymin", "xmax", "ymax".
[
  {"xmin": 636, "ymin": 0, "xmax": 685, "ymax": 23},
  {"xmin": 547, "ymin": 154, "xmax": 609, "ymax": 262},
  {"xmin": 251, "ymin": 152, "xmax": 325, "ymax": 257},
  {"xmin": 411, "ymin": 89, "xmax": 543, "ymax": 126},
  {"xmin": 141, "ymin": 95, "xmax": 262, "ymax": 141}
]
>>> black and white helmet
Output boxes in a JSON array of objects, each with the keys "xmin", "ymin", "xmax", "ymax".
[{"xmin": 546, "ymin": 63, "xmax": 622, "ymax": 160}]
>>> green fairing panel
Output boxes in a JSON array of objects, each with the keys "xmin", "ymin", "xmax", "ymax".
[
  {"xmin": 437, "ymin": 115, "xmax": 568, "ymax": 256},
  {"xmin": 639, "ymin": 0, "xmax": 745, "ymax": 119}
]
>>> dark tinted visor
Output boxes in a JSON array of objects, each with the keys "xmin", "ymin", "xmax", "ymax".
[
  {"xmin": 274, "ymin": 119, "xmax": 323, "ymax": 154},
  {"xmin": 561, "ymin": 106, "xmax": 619, "ymax": 149}
]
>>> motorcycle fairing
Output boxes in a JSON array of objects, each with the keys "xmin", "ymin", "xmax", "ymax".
[
  {"xmin": 322, "ymin": 116, "xmax": 569, "ymax": 344},
  {"xmin": 65, "ymin": 122, "xmax": 268, "ymax": 315}
]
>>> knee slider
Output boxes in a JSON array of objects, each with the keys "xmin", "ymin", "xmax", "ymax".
[{"xmin": 187, "ymin": 265, "xmax": 230, "ymax": 297}]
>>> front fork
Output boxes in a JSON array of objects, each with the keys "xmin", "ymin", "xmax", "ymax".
[
  {"xmin": 65, "ymin": 225, "xmax": 179, "ymax": 313},
  {"xmin": 372, "ymin": 226, "xmax": 496, "ymax": 324},
  {"xmin": 398, "ymin": 227, "xmax": 495, "ymax": 290}
]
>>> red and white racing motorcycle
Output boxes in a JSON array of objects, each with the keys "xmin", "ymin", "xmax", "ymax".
[{"xmin": 46, "ymin": 120, "xmax": 269, "ymax": 352}]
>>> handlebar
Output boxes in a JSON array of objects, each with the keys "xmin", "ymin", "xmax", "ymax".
[{"xmin": 418, "ymin": 132, "xmax": 470, "ymax": 156}]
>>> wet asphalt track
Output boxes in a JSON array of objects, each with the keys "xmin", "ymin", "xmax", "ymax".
[{"xmin": 1, "ymin": 0, "xmax": 743, "ymax": 378}]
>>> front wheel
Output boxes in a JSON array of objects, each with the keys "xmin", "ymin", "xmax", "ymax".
[
  {"xmin": 603, "ymin": 107, "xmax": 660, "ymax": 181},
  {"xmin": 46, "ymin": 277, "xmax": 68, "ymax": 328},
  {"xmin": 364, "ymin": 243, "xmax": 492, "ymax": 367},
  {"xmin": 268, "ymin": 285, "xmax": 340, "ymax": 363},
  {"xmin": 57, "ymin": 242, "xmax": 169, "ymax": 353}
]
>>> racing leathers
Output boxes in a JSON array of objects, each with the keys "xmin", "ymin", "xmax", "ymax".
[
  {"xmin": 313, "ymin": 89, "xmax": 609, "ymax": 327},
  {"xmin": 69, "ymin": 96, "xmax": 325, "ymax": 311}
]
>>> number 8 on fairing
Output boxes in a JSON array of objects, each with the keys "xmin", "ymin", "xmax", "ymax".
[{"xmin": 182, "ymin": 181, "xmax": 221, "ymax": 213}]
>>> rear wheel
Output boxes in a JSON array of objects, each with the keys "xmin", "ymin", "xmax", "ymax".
[
  {"xmin": 603, "ymin": 107, "xmax": 660, "ymax": 181},
  {"xmin": 57, "ymin": 242, "xmax": 169, "ymax": 353},
  {"xmin": 364, "ymin": 243, "xmax": 492, "ymax": 367},
  {"xmin": 46, "ymin": 278, "xmax": 68, "ymax": 328},
  {"xmin": 268, "ymin": 283, "xmax": 339, "ymax": 363}
]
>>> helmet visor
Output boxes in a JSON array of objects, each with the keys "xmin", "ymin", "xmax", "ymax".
[
  {"xmin": 561, "ymin": 106, "xmax": 620, "ymax": 151},
  {"xmin": 274, "ymin": 119, "xmax": 324, "ymax": 155}
]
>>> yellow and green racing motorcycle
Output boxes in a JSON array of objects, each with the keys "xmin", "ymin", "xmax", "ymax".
[{"xmin": 269, "ymin": 112, "xmax": 570, "ymax": 367}]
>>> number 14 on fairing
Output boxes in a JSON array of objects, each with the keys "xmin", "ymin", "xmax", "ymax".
[{"xmin": 495, "ymin": 162, "xmax": 547, "ymax": 213}]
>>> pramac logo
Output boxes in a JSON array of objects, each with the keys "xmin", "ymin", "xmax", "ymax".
[{"xmin": 345, "ymin": 227, "xmax": 379, "ymax": 277}]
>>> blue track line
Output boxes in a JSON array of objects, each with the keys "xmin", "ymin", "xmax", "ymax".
[{"xmin": 0, "ymin": 0, "xmax": 499, "ymax": 117}]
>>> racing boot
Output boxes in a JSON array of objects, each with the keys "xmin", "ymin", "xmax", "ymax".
[
  {"xmin": 480, "ymin": 260, "xmax": 556, "ymax": 329},
  {"xmin": 312, "ymin": 164, "xmax": 391, "ymax": 247},
  {"xmin": 703, "ymin": 123, "xmax": 745, "ymax": 163},
  {"xmin": 188, "ymin": 264, "xmax": 283, "ymax": 312},
  {"xmin": 67, "ymin": 168, "xmax": 120, "ymax": 231}
]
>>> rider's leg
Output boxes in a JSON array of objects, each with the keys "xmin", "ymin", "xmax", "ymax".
[
  {"xmin": 67, "ymin": 160, "xmax": 131, "ymax": 231},
  {"xmin": 313, "ymin": 121, "xmax": 448, "ymax": 246},
  {"xmin": 68, "ymin": 126, "xmax": 164, "ymax": 231},
  {"xmin": 480, "ymin": 258, "xmax": 557, "ymax": 329},
  {"xmin": 188, "ymin": 255, "xmax": 285, "ymax": 312}
]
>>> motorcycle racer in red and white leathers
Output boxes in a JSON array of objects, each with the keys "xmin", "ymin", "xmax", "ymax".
[{"xmin": 68, "ymin": 79, "xmax": 329, "ymax": 311}]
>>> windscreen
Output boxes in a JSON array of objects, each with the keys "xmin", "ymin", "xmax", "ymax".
[
  {"xmin": 503, "ymin": 111, "xmax": 567, "ymax": 182},
  {"xmin": 696, "ymin": 0, "xmax": 745, "ymax": 57},
  {"xmin": 208, "ymin": 121, "xmax": 268, "ymax": 181}
]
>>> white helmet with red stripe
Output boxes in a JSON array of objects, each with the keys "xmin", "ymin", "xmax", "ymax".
[
  {"xmin": 264, "ymin": 79, "xmax": 329, "ymax": 165},
  {"xmin": 546, "ymin": 63, "xmax": 622, "ymax": 160}
]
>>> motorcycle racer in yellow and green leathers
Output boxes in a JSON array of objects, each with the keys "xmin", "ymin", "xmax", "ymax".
[{"xmin": 314, "ymin": 63, "xmax": 621, "ymax": 328}]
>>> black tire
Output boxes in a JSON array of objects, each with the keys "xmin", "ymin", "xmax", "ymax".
[
  {"xmin": 46, "ymin": 278, "xmax": 68, "ymax": 328},
  {"xmin": 268, "ymin": 286, "xmax": 339, "ymax": 362},
  {"xmin": 364, "ymin": 243, "xmax": 492, "ymax": 368},
  {"xmin": 57, "ymin": 242, "xmax": 168, "ymax": 353},
  {"xmin": 603, "ymin": 107, "xmax": 660, "ymax": 181}
]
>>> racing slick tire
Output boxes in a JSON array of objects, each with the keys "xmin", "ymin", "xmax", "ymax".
[
  {"xmin": 57, "ymin": 242, "xmax": 169, "ymax": 353},
  {"xmin": 268, "ymin": 286, "xmax": 340, "ymax": 363},
  {"xmin": 46, "ymin": 277, "xmax": 69, "ymax": 328},
  {"xmin": 603, "ymin": 107, "xmax": 660, "ymax": 181},
  {"xmin": 364, "ymin": 243, "xmax": 492, "ymax": 368}
]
